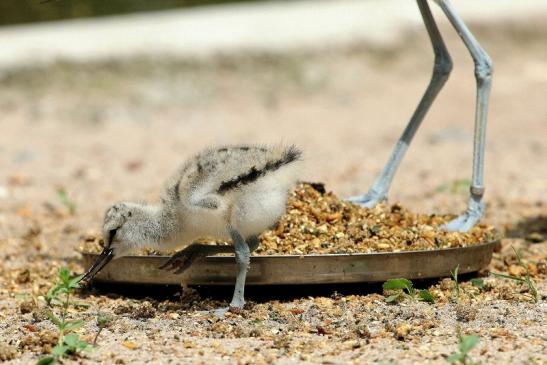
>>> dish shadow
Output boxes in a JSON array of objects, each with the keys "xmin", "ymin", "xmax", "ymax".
[
  {"xmin": 505, "ymin": 215, "xmax": 546, "ymax": 242},
  {"xmin": 82, "ymin": 272, "xmax": 480, "ymax": 303}
]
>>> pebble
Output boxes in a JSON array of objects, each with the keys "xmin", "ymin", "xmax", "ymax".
[
  {"xmin": 168, "ymin": 313, "xmax": 180, "ymax": 320},
  {"xmin": 395, "ymin": 323, "xmax": 412, "ymax": 340}
]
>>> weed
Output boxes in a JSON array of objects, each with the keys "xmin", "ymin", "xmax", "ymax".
[
  {"xmin": 93, "ymin": 312, "xmax": 114, "ymax": 346},
  {"xmin": 451, "ymin": 265, "xmax": 460, "ymax": 302},
  {"xmin": 447, "ymin": 331, "xmax": 480, "ymax": 365},
  {"xmin": 470, "ymin": 278, "xmax": 484, "ymax": 290},
  {"xmin": 491, "ymin": 246, "xmax": 538, "ymax": 302},
  {"xmin": 37, "ymin": 267, "xmax": 91, "ymax": 365},
  {"xmin": 383, "ymin": 278, "xmax": 435, "ymax": 303},
  {"xmin": 56, "ymin": 188, "xmax": 77, "ymax": 214}
]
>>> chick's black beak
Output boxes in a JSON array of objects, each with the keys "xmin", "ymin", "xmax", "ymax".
[{"xmin": 80, "ymin": 247, "xmax": 114, "ymax": 284}]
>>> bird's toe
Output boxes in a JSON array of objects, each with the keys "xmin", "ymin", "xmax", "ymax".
[
  {"xmin": 213, "ymin": 307, "xmax": 230, "ymax": 319},
  {"xmin": 159, "ymin": 250, "xmax": 202, "ymax": 274},
  {"xmin": 228, "ymin": 306, "xmax": 244, "ymax": 314},
  {"xmin": 441, "ymin": 213, "xmax": 479, "ymax": 233},
  {"xmin": 347, "ymin": 191, "xmax": 386, "ymax": 208}
]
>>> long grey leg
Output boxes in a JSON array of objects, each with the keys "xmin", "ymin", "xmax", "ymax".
[
  {"xmin": 228, "ymin": 231, "xmax": 260, "ymax": 312},
  {"xmin": 348, "ymin": 0, "xmax": 452, "ymax": 206},
  {"xmin": 436, "ymin": 0, "xmax": 493, "ymax": 232}
]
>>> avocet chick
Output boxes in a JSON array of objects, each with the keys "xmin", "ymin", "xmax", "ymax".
[{"xmin": 82, "ymin": 144, "xmax": 302, "ymax": 312}]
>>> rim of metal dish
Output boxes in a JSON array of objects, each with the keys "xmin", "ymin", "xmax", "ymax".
[{"xmin": 81, "ymin": 238, "xmax": 500, "ymax": 260}]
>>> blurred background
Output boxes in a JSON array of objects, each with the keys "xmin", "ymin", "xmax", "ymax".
[
  {"xmin": 0, "ymin": 0, "xmax": 546, "ymax": 256},
  {"xmin": 0, "ymin": 0, "xmax": 254, "ymax": 26}
]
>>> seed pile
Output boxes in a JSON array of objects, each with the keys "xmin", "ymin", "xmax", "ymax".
[
  {"xmin": 80, "ymin": 183, "xmax": 497, "ymax": 256},
  {"xmin": 257, "ymin": 183, "xmax": 496, "ymax": 255}
]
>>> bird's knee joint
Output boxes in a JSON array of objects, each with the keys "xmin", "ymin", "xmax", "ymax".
[
  {"xmin": 470, "ymin": 185, "xmax": 485, "ymax": 199},
  {"xmin": 235, "ymin": 250, "xmax": 250, "ymax": 266},
  {"xmin": 434, "ymin": 55, "xmax": 453, "ymax": 79},
  {"xmin": 474, "ymin": 54, "xmax": 493, "ymax": 83}
]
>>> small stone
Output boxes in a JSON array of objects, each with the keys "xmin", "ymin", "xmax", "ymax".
[
  {"xmin": 525, "ymin": 232, "xmax": 544, "ymax": 243},
  {"xmin": 455, "ymin": 304, "xmax": 477, "ymax": 322},
  {"xmin": 131, "ymin": 301, "xmax": 156, "ymax": 319},
  {"xmin": 439, "ymin": 278, "xmax": 454, "ymax": 291},
  {"xmin": 508, "ymin": 264, "xmax": 525, "ymax": 277},
  {"xmin": 0, "ymin": 343, "xmax": 17, "ymax": 361},
  {"xmin": 354, "ymin": 322, "xmax": 371, "ymax": 339},
  {"xmin": 122, "ymin": 341, "xmax": 138, "ymax": 350},
  {"xmin": 395, "ymin": 323, "xmax": 412, "ymax": 340},
  {"xmin": 527, "ymin": 263, "xmax": 538, "ymax": 277},
  {"xmin": 15, "ymin": 269, "xmax": 31, "ymax": 284},
  {"xmin": 168, "ymin": 312, "xmax": 180, "ymax": 320},
  {"xmin": 19, "ymin": 300, "xmax": 35, "ymax": 314}
]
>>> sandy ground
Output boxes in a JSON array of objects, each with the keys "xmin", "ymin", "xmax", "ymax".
[{"xmin": 0, "ymin": 19, "xmax": 546, "ymax": 364}]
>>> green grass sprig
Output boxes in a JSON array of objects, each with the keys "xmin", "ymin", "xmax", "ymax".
[
  {"xmin": 447, "ymin": 331, "xmax": 480, "ymax": 365},
  {"xmin": 37, "ymin": 268, "xmax": 91, "ymax": 365},
  {"xmin": 383, "ymin": 278, "xmax": 435, "ymax": 303},
  {"xmin": 491, "ymin": 246, "xmax": 538, "ymax": 302}
]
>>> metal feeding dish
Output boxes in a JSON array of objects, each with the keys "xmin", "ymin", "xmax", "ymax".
[{"xmin": 81, "ymin": 239, "xmax": 498, "ymax": 286}]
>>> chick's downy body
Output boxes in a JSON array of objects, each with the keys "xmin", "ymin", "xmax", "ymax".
[
  {"xmin": 92, "ymin": 145, "xmax": 301, "ymax": 268},
  {"xmin": 159, "ymin": 144, "xmax": 302, "ymax": 250},
  {"xmin": 85, "ymin": 144, "xmax": 302, "ymax": 310}
]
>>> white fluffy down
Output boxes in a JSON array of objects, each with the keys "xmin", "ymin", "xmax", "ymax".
[{"xmin": 180, "ymin": 161, "xmax": 299, "ymax": 244}]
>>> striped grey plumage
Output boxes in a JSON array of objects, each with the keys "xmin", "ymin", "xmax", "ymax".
[{"xmin": 162, "ymin": 144, "xmax": 301, "ymax": 207}]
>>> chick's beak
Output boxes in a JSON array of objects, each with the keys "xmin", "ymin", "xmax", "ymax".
[{"xmin": 80, "ymin": 247, "xmax": 114, "ymax": 284}]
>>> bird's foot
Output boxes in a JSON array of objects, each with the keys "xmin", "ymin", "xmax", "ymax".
[
  {"xmin": 228, "ymin": 305, "xmax": 244, "ymax": 314},
  {"xmin": 213, "ymin": 307, "xmax": 229, "ymax": 319},
  {"xmin": 229, "ymin": 298, "xmax": 245, "ymax": 312},
  {"xmin": 158, "ymin": 246, "xmax": 205, "ymax": 274},
  {"xmin": 212, "ymin": 305, "xmax": 243, "ymax": 319},
  {"xmin": 441, "ymin": 199, "xmax": 484, "ymax": 232},
  {"xmin": 347, "ymin": 190, "xmax": 387, "ymax": 208}
]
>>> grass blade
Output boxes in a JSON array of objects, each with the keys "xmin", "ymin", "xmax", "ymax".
[
  {"xmin": 385, "ymin": 293, "xmax": 401, "ymax": 303},
  {"xmin": 383, "ymin": 278, "xmax": 413, "ymax": 291},
  {"xmin": 491, "ymin": 272, "xmax": 526, "ymax": 282},
  {"xmin": 459, "ymin": 335, "xmax": 480, "ymax": 353},
  {"xmin": 418, "ymin": 289, "xmax": 435, "ymax": 303}
]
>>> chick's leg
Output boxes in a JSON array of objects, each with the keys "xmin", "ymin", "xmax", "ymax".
[
  {"xmin": 228, "ymin": 230, "xmax": 254, "ymax": 312},
  {"xmin": 159, "ymin": 243, "xmax": 234, "ymax": 274}
]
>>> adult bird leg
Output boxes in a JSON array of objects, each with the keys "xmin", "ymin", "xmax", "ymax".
[
  {"xmin": 348, "ymin": 0, "xmax": 452, "ymax": 208},
  {"xmin": 349, "ymin": 0, "xmax": 492, "ymax": 232},
  {"xmin": 435, "ymin": 0, "xmax": 493, "ymax": 232}
]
